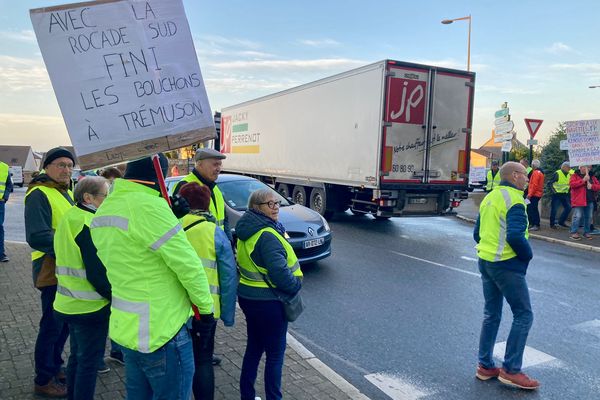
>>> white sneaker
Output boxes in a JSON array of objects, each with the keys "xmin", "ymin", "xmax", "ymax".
[{"xmin": 255, "ymin": 397, "xmax": 262, "ymax": 400}]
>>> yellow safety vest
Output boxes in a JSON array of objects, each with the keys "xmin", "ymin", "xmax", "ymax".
[
  {"xmin": 237, "ymin": 227, "xmax": 303, "ymax": 289},
  {"xmin": 485, "ymin": 170, "xmax": 501, "ymax": 191},
  {"xmin": 552, "ymin": 169, "xmax": 574, "ymax": 194},
  {"xmin": 175, "ymin": 172, "xmax": 226, "ymax": 229},
  {"xmin": 53, "ymin": 206, "xmax": 109, "ymax": 315},
  {"xmin": 25, "ymin": 186, "xmax": 74, "ymax": 261},
  {"xmin": 90, "ymin": 178, "xmax": 213, "ymax": 353},
  {"xmin": 0, "ymin": 162, "xmax": 8, "ymax": 194},
  {"xmin": 182, "ymin": 214, "xmax": 221, "ymax": 318},
  {"xmin": 476, "ymin": 185, "xmax": 529, "ymax": 262}
]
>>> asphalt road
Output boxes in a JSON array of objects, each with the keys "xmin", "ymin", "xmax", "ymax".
[{"xmin": 5, "ymin": 187, "xmax": 600, "ymax": 399}]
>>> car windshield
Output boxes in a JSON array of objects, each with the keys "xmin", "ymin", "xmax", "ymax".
[{"xmin": 218, "ymin": 179, "xmax": 290, "ymax": 211}]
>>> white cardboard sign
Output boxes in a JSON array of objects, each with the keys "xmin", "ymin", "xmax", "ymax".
[
  {"xmin": 30, "ymin": 0, "xmax": 215, "ymax": 169},
  {"xmin": 565, "ymin": 119, "xmax": 600, "ymax": 167}
]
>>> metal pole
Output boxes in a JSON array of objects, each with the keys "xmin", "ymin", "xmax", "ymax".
[{"xmin": 467, "ymin": 15, "xmax": 471, "ymax": 72}]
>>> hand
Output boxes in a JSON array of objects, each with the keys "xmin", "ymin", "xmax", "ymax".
[
  {"xmin": 170, "ymin": 194, "xmax": 190, "ymax": 219},
  {"xmin": 587, "ymin": 183, "xmax": 593, "ymax": 189}
]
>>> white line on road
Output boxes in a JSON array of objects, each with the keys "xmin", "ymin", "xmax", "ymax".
[
  {"xmin": 390, "ymin": 250, "xmax": 480, "ymax": 277},
  {"xmin": 364, "ymin": 372, "xmax": 432, "ymax": 400},
  {"xmin": 572, "ymin": 319, "xmax": 600, "ymax": 339},
  {"xmin": 461, "ymin": 256, "xmax": 478, "ymax": 262},
  {"xmin": 493, "ymin": 342, "xmax": 556, "ymax": 368}
]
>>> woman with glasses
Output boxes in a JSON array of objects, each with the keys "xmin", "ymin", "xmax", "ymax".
[{"xmin": 235, "ymin": 189, "xmax": 303, "ymax": 400}]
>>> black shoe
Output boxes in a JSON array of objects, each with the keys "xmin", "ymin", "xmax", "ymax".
[
  {"xmin": 558, "ymin": 223, "xmax": 569, "ymax": 228},
  {"xmin": 0, "ymin": 255, "xmax": 8, "ymax": 262},
  {"xmin": 107, "ymin": 351, "xmax": 125, "ymax": 366},
  {"xmin": 550, "ymin": 225, "xmax": 558, "ymax": 230},
  {"xmin": 212, "ymin": 355, "xmax": 222, "ymax": 366}
]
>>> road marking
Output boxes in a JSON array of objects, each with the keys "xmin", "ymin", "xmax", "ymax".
[
  {"xmin": 390, "ymin": 250, "xmax": 480, "ymax": 277},
  {"xmin": 364, "ymin": 372, "xmax": 432, "ymax": 400},
  {"xmin": 493, "ymin": 342, "xmax": 556, "ymax": 368},
  {"xmin": 461, "ymin": 256, "xmax": 478, "ymax": 262},
  {"xmin": 528, "ymin": 288, "xmax": 544, "ymax": 294},
  {"xmin": 572, "ymin": 319, "xmax": 600, "ymax": 339}
]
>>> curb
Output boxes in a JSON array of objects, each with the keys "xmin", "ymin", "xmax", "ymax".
[
  {"xmin": 455, "ymin": 214, "xmax": 600, "ymax": 253},
  {"xmin": 286, "ymin": 333, "xmax": 371, "ymax": 400}
]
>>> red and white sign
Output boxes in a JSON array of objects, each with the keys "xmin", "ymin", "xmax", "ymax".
[
  {"xmin": 524, "ymin": 118, "xmax": 543, "ymax": 138},
  {"xmin": 387, "ymin": 78, "xmax": 426, "ymax": 125}
]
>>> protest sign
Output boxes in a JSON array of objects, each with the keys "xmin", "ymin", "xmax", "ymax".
[
  {"xmin": 565, "ymin": 119, "xmax": 600, "ymax": 167},
  {"xmin": 30, "ymin": 0, "xmax": 215, "ymax": 169}
]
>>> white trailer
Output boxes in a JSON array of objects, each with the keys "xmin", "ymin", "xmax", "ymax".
[{"xmin": 219, "ymin": 60, "xmax": 474, "ymax": 219}]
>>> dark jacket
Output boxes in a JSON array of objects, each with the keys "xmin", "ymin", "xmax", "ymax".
[
  {"xmin": 1, "ymin": 167, "xmax": 12, "ymax": 201},
  {"xmin": 474, "ymin": 181, "xmax": 533, "ymax": 273},
  {"xmin": 236, "ymin": 209, "xmax": 302, "ymax": 301},
  {"xmin": 25, "ymin": 174, "xmax": 75, "ymax": 287}
]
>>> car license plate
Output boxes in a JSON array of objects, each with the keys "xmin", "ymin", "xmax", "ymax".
[
  {"xmin": 409, "ymin": 198, "xmax": 427, "ymax": 204},
  {"xmin": 303, "ymin": 238, "xmax": 324, "ymax": 249}
]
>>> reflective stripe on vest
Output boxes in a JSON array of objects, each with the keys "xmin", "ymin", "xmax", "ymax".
[
  {"xmin": 53, "ymin": 206, "xmax": 109, "ymax": 315},
  {"xmin": 90, "ymin": 215, "xmax": 129, "ymax": 231},
  {"xmin": 151, "ymin": 225, "xmax": 182, "ymax": 251},
  {"xmin": 25, "ymin": 186, "xmax": 74, "ymax": 261},
  {"xmin": 237, "ymin": 227, "xmax": 303, "ymax": 289},
  {"xmin": 178, "ymin": 173, "xmax": 226, "ymax": 229},
  {"xmin": 0, "ymin": 162, "xmax": 8, "ymax": 194},
  {"xmin": 182, "ymin": 214, "xmax": 221, "ymax": 317},
  {"xmin": 552, "ymin": 169, "xmax": 573, "ymax": 194},
  {"xmin": 476, "ymin": 185, "xmax": 529, "ymax": 262},
  {"xmin": 485, "ymin": 170, "xmax": 501, "ymax": 191},
  {"xmin": 112, "ymin": 296, "xmax": 150, "ymax": 353}
]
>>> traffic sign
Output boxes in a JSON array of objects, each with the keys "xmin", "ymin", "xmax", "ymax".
[
  {"xmin": 494, "ymin": 115, "xmax": 510, "ymax": 125},
  {"xmin": 502, "ymin": 133, "xmax": 514, "ymax": 141},
  {"xmin": 495, "ymin": 120, "xmax": 514, "ymax": 134},
  {"xmin": 495, "ymin": 108, "xmax": 510, "ymax": 118},
  {"xmin": 501, "ymin": 141, "xmax": 512, "ymax": 152},
  {"xmin": 524, "ymin": 118, "xmax": 543, "ymax": 138},
  {"xmin": 527, "ymin": 139, "xmax": 538, "ymax": 145},
  {"xmin": 494, "ymin": 134, "xmax": 505, "ymax": 143}
]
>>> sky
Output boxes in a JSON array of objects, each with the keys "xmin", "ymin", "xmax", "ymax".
[{"xmin": 1, "ymin": 0, "xmax": 599, "ymax": 152}]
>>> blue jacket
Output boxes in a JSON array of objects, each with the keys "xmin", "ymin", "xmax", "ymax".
[
  {"xmin": 473, "ymin": 181, "xmax": 533, "ymax": 273},
  {"xmin": 213, "ymin": 221, "xmax": 237, "ymax": 326},
  {"xmin": 235, "ymin": 209, "xmax": 302, "ymax": 300}
]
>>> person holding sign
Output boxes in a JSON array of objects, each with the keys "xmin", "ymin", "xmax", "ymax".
[
  {"xmin": 90, "ymin": 154, "xmax": 214, "ymax": 400},
  {"xmin": 568, "ymin": 166, "xmax": 600, "ymax": 240}
]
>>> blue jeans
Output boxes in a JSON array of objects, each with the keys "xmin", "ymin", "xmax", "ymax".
[
  {"xmin": 239, "ymin": 297, "xmax": 288, "ymax": 400},
  {"xmin": 66, "ymin": 316, "xmax": 109, "ymax": 399},
  {"xmin": 0, "ymin": 200, "xmax": 5, "ymax": 257},
  {"xmin": 550, "ymin": 193, "xmax": 571, "ymax": 226},
  {"xmin": 35, "ymin": 285, "xmax": 69, "ymax": 385},
  {"xmin": 122, "ymin": 323, "xmax": 194, "ymax": 400},
  {"xmin": 478, "ymin": 259, "xmax": 533, "ymax": 373},
  {"xmin": 570, "ymin": 203, "xmax": 594, "ymax": 234}
]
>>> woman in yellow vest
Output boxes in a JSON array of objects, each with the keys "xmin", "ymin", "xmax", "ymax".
[
  {"xmin": 53, "ymin": 176, "xmax": 111, "ymax": 400},
  {"xmin": 178, "ymin": 182, "xmax": 237, "ymax": 400},
  {"xmin": 236, "ymin": 188, "xmax": 303, "ymax": 400}
]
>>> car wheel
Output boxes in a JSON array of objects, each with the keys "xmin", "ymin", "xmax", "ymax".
[
  {"xmin": 292, "ymin": 186, "xmax": 308, "ymax": 206},
  {"xmin": 276, "ymin": 183, "xmax": 291, "ymax": 198}
]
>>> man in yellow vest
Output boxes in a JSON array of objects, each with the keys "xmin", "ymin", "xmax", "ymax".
[
  {"xmin": 178, "ymin": 182, "xmax": 237, "ymax": 399},
  {"xmin": 90, "ymin": 154, "xmax": 214, "ymax": 400},
  {"xmin": 172, "ymin": 148, "xmax": 232, "ymax": 243},
  {"xmin": 53, "ymin": 176, "xmax": 111, "ymax": 400},
  {"xmin": 548, "ymin": 161, "xmax": 573, "ymax": 229},
  {"xmin": 474, "ymin": 161, "xmax": 539, "ymax": 390},
  {"xmin": 0, "ymin": 160, "xmax": 13, "ymax": 262},
  {"xmin": 484, "ymin": 160, "xmax": 501, "ymax": 192},
  {"xmin": 25, "ymin": 147, "xmax": 75, "ymax": 398}
]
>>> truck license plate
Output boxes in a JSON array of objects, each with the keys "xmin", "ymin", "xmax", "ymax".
[
  {"xmin": 409, "ymin": 198, "xmax": 427, "ymax": 204},
  {"xmin": 303, "ymin": 238, "xmax": 324, "ymax": 249}
]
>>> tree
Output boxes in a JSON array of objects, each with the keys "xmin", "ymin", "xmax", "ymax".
[{"xmin": 539, "ymin": 122, "xmax": 567, "ymax": 175}]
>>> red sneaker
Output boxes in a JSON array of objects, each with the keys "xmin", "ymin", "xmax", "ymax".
[
  {"xmin": 498, "ymin": 369, "xmax": 540, "ymax": 390},
  {"xmin": 476, "ymin": 364, "xmax": 500, "ymax": 381}
]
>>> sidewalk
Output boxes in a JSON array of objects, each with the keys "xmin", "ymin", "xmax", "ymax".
[
  {"xmin": 457, "ymin": 194, "xmax": 600, "ymax": 252},
  {"xmin": 0, "ymin": 242, "xmax": 366, "ymax": 400}
]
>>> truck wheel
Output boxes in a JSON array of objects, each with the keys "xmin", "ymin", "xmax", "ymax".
[
  {"xmin": 309, "ymin": 188, "xmax": 334, "ymax": 219},
  {"xmin": 292, "ymin": 186, "xmax": 308, "ymax": 206},
  {"xmin": 276, "ymin": 183, "xmax": 291, "ymax": 199}
]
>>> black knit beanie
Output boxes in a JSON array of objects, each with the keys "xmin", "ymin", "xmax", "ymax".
[
  {"xmin": 124, "ymin": 153, "xmax": 168, "ymax": 185},
  {"xmin": 43, "ymin": 147, "xmax": 75, "ymax": 168}
]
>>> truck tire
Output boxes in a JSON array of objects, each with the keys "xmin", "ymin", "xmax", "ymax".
[
  {"xmin": 276, "ymin": 183, "xmax": 291, "ymax": 199},
  {"xmin": 292, "ymin": 186, "xmax": 308, "ymax": 206},
  {"xmin": 309, "ymin": 188, "xmax": 334, "ymax": 219}
]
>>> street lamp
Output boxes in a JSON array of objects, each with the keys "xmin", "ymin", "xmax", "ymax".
[{"xmin": 441, "ymin": 15, "xmax": 472, "ymax": 72}]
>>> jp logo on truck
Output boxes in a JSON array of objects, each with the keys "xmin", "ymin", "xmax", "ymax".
[{"xmin": 388, "ymin": 78, "xmax": 426, "ymax": 125}]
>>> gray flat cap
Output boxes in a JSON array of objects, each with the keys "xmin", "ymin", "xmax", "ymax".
[{"xmin": 195, "ymin": 148, "xmax": 226, "ymax": 161}]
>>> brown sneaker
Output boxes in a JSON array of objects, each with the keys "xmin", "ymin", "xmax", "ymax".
[
  {"xmin": 498, "ymin": 369, "xmax": 540, "ymax": 390},
  {"xmin": 583, "ymin": 233, "xmax": 593, "ymax": 240},
  {"xmin": 34, "ymin": 381, "xmax": 67, "ymax": 398},
  {"xmin": 55, "ymin": 370, "xmax": 66, "ymax": 384},
  {"xmin": 476, "ymin": 364, "xmax": 500, "ymax": 380}
]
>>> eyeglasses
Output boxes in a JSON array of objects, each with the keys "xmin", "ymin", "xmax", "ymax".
[
  {"xmin": 49, "ymin": 162, "xmax": 74, "ymax": 170},
  {"xmin": 259, "ymin": 200, "xmax": 281, "ymax": 209}
]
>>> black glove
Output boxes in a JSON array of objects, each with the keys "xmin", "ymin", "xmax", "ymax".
[
  {"xmin": 170, "ymin": 194, "xmax": 190, "ymax": 219},
  {"xmin": 192, "ymin": 313, "xmax": 215, "ymax": 332}
]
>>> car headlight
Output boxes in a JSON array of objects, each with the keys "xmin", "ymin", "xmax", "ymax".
[{"xmin": 320, "ymin": 215, "xmax": 331, "ymax": 232}]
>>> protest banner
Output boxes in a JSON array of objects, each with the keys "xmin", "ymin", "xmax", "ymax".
[
  {"xmin": 565, "ymin": 119, "xmax": 600, "ymax": 167},
  {"xmin": 30, "ymin": 0, "xmax": 215, "ymax": 170}
]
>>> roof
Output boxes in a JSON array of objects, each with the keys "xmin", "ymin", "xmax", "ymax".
[{"xmin": 0, "ymin": 145, "xmax": 34, "ymax": 169}]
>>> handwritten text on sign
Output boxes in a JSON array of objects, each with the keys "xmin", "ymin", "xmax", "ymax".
[
  {"xmin": 565, "ymin": 119, "xmax": 600, "ymax": 167},
  {"xmin": 30, "ymin": 0, "xmax": 214, "ymax": 169}
]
